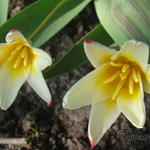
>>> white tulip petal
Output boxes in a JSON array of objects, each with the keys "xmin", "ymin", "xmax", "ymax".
[
  {"xmin": 88, "ymin": 100, "xmax": 120, "ymax": 146},
  {"xmin": 143, "ymin": 65, "xmax": 150, "ymax": 94},
  {"xmin": 63, "ymin": 71, "xmax": 97, "ymax": 110},
  {"xmin": 84, "ymin": 40, "xmax": 116, "ymax": 68},
  {"xmin": 32, "ymin": 48, "xmax": 52, "ymax": 70},
  {"xmin": 6, "ymin": 29, "xmax": 29, "ymax": 45},
  {"xmin": 0, "ymin": 44, "xmax": 9, "ymax": 60},
  {"xmin": 63, "ymin": 65, "xmax": 111, "ymax": 110},
  {"xmin": 117, "ymin": 79, "xmax": 145, "ymax": 128},
  {"xmin": 112, "ymin": 40, "xmax": 149, "ymax": 72},
  {"xmin": 143, "ymin": 79, "xmax": 150, "ymax": 94},
  {"xmin": 27, "ymin": 69, "xmax": 51, "ymax": 104},
  {"xmin": 145, "ymin": 64, "xmax": 150, "ymax": 81},
  {"xmin": 0, "ymin": 65, "xmax": 29, "ymax": 110}
]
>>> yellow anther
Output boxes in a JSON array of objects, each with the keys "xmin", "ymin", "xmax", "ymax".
[
  {"xmin": 122, "ymin": 64, "xmax": 129, "ymax": 73},
  {"xmin": 120, "ymin": 68, "xmax": 130, "ymax": 80},
  {"xmin": 11, "ymin": 44, "xmax": 23, "ymax": 56},
  {"xmin": 8, "ymin": 44, "xmax": 24, "ymax": 61},
  {"xmin": 129, "ymin": 74, "xmax": 134, "ymax": 95},
  {"xmin": 10, "ymin": 48, "xmax": 20, "ymax": 56},
  {"xmin": 21, "ymin": 47, "xmax": 27, "ymax": 58},
  {"xmin": 110, "ymin": 61, "xmax": 122, "ymax": 67},
  {"xmin": 132, "ymin": 69, "xmax": 139, "ymax": 83},
  {"xmin": 13, "ymin": 54, "xmax": 22, "ymax": 68},
  {"xmin": 112, "ymin": 79, "xmax": 125, "ymax": 100},
  {"xmin": 15, "ymin": 44, "xmax": 23, "ymax": 50},
  {"xmin": 103, "ymin": 71, "xmax": 120, "ymax": 84},
  {"xmin": 136, "ymin": 71, "xmax": 141, "ymax": 81},
  {"xmin": 8, "ymin": 54, "xmax": 16, "ymax": 62},
  {"xmin": 23, "ymin": 54, "xmax": 28, "ymax": 66}
]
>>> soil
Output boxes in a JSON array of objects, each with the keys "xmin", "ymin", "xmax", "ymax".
[{"xmin": 0, "ymin": 0, "xmax": 150, "ymax": 150}]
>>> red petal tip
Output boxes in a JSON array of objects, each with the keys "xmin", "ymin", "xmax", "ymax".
[
  {"xmin": 84, "ymin": 40, "xmax": 94, "ymax": 44},
  {"xmin": 47, "ymin": 102, "xmax": 52, "ymax": 107},
  {"xmin": 88, "ymin": 138, "xmax": 95, "ymax": 149},
  {"xmin": 10, "ymin": 29, "xmax": 17, "ymax": 32}
]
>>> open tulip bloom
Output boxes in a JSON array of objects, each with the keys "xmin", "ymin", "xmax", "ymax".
[
  {"xmin": 0, "ymin": 30, "xmax": 52, "ymax": 110},
  {"xmin": 63, "ymin": 40, "xmax": 150, "ymax": 148}
]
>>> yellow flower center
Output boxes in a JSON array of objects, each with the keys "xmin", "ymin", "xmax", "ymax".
[
  {"xmin": 0, "ymin": 42, "xmax": 35, "ymax": 75},
  {"xmin": 103, "ymin": 61, "xmax": 141, "ymax": 100},
  {"xmin": 6, "ymin": 42, "xmax": 34, "ymax": 69}
]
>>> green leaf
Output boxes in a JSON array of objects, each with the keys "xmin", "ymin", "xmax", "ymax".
[
  {"xmin": 44, "ymin": 24, "xmax": 114, "ymax": 79},
  {"xmin": 0, "ymin": 0, "xmax": 91, "ymax": 47},
  {"xmin": 95, "ymin": 0, "xmax": 150, "ymax": 46},
  {"xmin": 0, "ymin": 0, "xmax": 9, "ymax": 25}
]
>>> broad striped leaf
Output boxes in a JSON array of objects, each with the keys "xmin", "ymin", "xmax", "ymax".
[
  {"xmin": 95, "ymin": 0, "xmax": 150, "ymax": 47},
  {"xmin": 0, "ymin": 0, "xmax": 9, "ymax": 25}
]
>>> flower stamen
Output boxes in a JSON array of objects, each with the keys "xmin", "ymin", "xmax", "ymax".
[
  {"xmin": 8, "ymin": 45, "xmax": 23, "ymax": 61},
  {"xmin": 120, "ymin": 68, "xmax": 130, "ymax": 80},
  {"xmin": 137, "ymin": 71, "xmax": 141, "ymax": 81},
  {"xmin": 103, "ymin": 71, "xmax": 120, "ymax": 84},
  {"xmin": 110, "ymin": 61, "xmax": 122, "ymax": 67},
  {"xmin": 8, "ymin": 53, "xmax": 17, "ymax": 61},
  {"xmin": 13, "ymin": 54, "xmax": 22, "ymax": 68},
  {"xmin": 7, "ymin": 43, "xmax": 34, "ymax": 69},
  {"xmin": 23, "ymin": 53, "xmax": 28, "ymax": 66},
  {"xmin": 21, "ymin": 47, "xmax": 27, "ymax": 58},
  {"xmin": 132, "ymin": 68, "xmax": 139, "ymax": 83},
  {"xmin": 112, "ymin": 79, "xmax": 126, "ymax": 100},
  {"xmin": 10, "ymin": 47, "xmax": 21, "ymax": 56},
  {"xmin": 122, "ymin": 64, "xmax": 129, "ymax": 73},
  {"xmin": 103, "ymin": 61, "xmax": 141, "ymax": 99},
  {"xmin": 129, "ymin": 74, "xmax": 134, "ymax": 95}
]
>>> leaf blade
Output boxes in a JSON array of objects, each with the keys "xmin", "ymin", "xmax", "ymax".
[
  {"xmin": 44, "ymin": 24, "xmax": 114, "ymax": 79},
  {"xmin": 94, "ymin": 0, "xmax": 150, "ymax": 46},
  {"xmin": 0, "ymin": 0, "xmax": 91, "ymax": 47},
  {"xmin": 0, "ymin": 0, "xmax": 9, "ymax": 25}
]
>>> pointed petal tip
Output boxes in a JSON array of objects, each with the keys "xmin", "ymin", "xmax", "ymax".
[
  {"xmin": 84, "ymin": 40, "xmax": 94, "ymax": 44},
  {"xmin": 0, "ymin": 104, "xmax": 9, "ymax": 111},
  {"xmin": 0, "ymin": 107, "xmax": 6, "ymax": 111},
  {"xmin": 47, "ymin": 102, "xmax": 52, "ymax": 107},
  {"xmin": 137, "ymin": 122, "xmax": 144, "ymax": 129},
  {"xmin": 10, "ymin": 29, "xmax": 17, "ymax": 32},
  {"xmin": 88, "ymin": 138, "xmax": 95, "ymax": 149}
]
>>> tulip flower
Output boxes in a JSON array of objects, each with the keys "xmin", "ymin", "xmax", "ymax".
[
  {"xmin": 63, "ymin": 40, "xmax": 150, "ymax": 148},
  {"xmin": 0, "ymin": 29, "xmax": 52, "ymax": 110}
]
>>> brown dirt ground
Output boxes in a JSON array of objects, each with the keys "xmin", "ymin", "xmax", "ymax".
[{"xmin": 0, "ymin": 0, "xmax": 150, "ymax": 150}]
